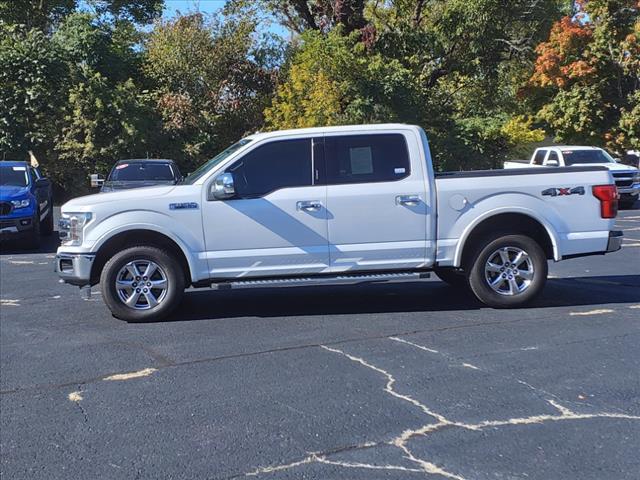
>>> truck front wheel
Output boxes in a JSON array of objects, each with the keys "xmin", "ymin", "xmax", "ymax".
[
  {"xmin": 100, "ymin": 246, "xmax": 185, "ymax": 322},
  {"xmin": 467, "ymin": 234, "xmax": 547, "ymax": 308}
]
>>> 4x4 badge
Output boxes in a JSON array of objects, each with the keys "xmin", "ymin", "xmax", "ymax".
[{"xmin": 541, "ymin": 186, "xmax": 585, "ymax": 197}]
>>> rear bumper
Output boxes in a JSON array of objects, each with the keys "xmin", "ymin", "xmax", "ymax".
[
  {"xmin": 606, "ymin": 230, "xmax": 623, "ymax": 253},
  {"xmin": 55, "ymin": 252, "xmax": 95, "ymax": 286},
  {"xmin": 560, "ymin": 230, "xmax": 622, "ymax": 260}
]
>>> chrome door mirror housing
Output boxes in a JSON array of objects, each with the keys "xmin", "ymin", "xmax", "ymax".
[
  {"xmin": 546, "ymin": 159, "xmax": 559, "ymax": 167},
  {"xmin": 90, "ymin": 173, "xmax": 105, "ymax": 188},
  {"xmin": 210, "ymin": 172, "xmax": 235, "ymax": 200}
]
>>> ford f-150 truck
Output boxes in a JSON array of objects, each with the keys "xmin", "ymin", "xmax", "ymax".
[
  {"xmin": 55, "ymin": 124, "xmax": 623, "ymax": 321},
  {"xmin": 505, "ymin": 146, "xmax": 640, "ymax": 207},
  {"xmin": 1, "ymin": 161, "xmax": 54, "ymax": 248}
]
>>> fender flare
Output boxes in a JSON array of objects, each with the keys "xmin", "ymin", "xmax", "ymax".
[
  {"xmin": 454, "ymin": 206, "xmax": 561, "ymax": 267},
  {"xmin": 91, "ymin": 220, "xmax": 202, "ymax": 283}
]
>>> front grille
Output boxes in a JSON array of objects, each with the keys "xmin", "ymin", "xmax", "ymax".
[
  {"xmin": 612, "ymin": 173, "xmax": 634, "ymax": 188},
  {"xmin": 615, "ymin": 179, "xmax": 633, "ymax": 187},
  {"xmin": 0, "ymin": 202, "xmax": 12, "ymax": 216},
  {"xmin": 0, "ymin": 220, "xmax": 16, "ymax": 228}
]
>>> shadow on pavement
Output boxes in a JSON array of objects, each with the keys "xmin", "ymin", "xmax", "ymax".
[
  {"xmin": 156, "ymin": 274, "xmax": 640, "ymax": 323},
  {"xmin": 0, "ymin": 234, "xmax": 60, "ymax": 255}
]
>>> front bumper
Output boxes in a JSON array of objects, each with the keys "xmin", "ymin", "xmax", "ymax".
[
  {"xmin": 606, "ymin": 231, "xmax": 623, "ymax": 253},
  {"xmin": 618, "ymin": 183, "xmax": 640, "ymax": 196},
  {"xmin": 0, "ymin": 216, "xmax": 34, "ymax": 239},
  {"xmin": 55, "ymin": 252, "xmax": 95, "ymax": 286}
]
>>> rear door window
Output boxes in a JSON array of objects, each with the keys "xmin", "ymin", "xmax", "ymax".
[{"xmin": 324, "ymin": 134, "xmax": 410, "ymax": 185}]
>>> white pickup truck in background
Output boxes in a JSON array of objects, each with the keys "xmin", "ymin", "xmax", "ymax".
[
  {"xmin": 505, "ymin": 146, "xmax": 640, "ymax": 207},
  {"xmin": 56, "ymin": 124, "xmax": 623, "ymax": 321}
]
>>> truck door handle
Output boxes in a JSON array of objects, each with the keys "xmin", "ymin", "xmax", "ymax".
[
  {"xmin": 297, "ymin": 201, "xmax": 322, "ymax": 212},
  {"xmin": 396, "ymin": 195, "xmax": 421, "ymax": 206}
]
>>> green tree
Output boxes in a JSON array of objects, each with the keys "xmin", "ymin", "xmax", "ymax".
[
  {"xmin": 0, "ymin": 23, "xmax": 66, "ymax": 161},
  {"xmin": 144, "ymin": 12, "xmax": 280, "ymax": 168},
  {"xmin": 529, "ymin": 0, "xmax": 639, "ymax": 151},
  {"xmin": 0, "ymin": 0, "xmax": 162, "ymax": 30},
  {"xmin": 54, "ymin": 69, "xmax": 155, "ymax": 194},
  {"xmin": 265, "ymin": 1, "xmax": 564, "ymax": 169},
  {"xmin": 0, "ymin": 0, "xmax": 75, "ymax": 30}
]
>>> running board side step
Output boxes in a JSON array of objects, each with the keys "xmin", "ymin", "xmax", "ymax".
[{"xmin": 193, "ymin": 271, "xmax": 430, "ymax": 290}]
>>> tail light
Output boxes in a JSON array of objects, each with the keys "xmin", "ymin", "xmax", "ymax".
[{"xmin": 592, "ymin": 184, "xmax": 618, "ymax": 218}]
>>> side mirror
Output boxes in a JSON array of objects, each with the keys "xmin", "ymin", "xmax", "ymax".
[
  {"xmin": 210, "ymin": 172, "xmax": 235, "ymax": 200},
  {"xmin": 90, "ymin": 174, "xmax": 104, "ymax": 188},
  {"xmin": 35, "ymin": 178, "xmax": 50, "ymax": 188},
  {"xmin": 613, "ymin": 158, "xmax": 621, "ymax": 163},
  {"xmin": 546, "ymin": 159, "xmax": 559, "ymax": 167}
]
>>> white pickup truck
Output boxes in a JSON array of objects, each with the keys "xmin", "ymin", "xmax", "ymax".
[
  {"xmin": 505, "ymin": 146, "xmax": 640, "ymax": 207},
  {"xmin": 56, "ymin": 124, "xmax": 623, "ymax": 321}
]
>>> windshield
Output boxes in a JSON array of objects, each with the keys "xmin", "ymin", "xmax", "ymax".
[
  {"xmin": 0, "ymin": 165, "xmax": 29, "ymax": 187},
  {"xmin": 108, "ymin": 162, "xmax": 176, "ymax": 182},
  {"xmin": 562, "ymin": 149, "xmax": 615, "ymax": 165},
  {"xmin": 182, "ymin": 139, "xmax": 252, "ymax": 184}
]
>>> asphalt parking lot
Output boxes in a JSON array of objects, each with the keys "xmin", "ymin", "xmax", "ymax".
[{"xmin": 1, "ymin": 207, "xmax": 639, "ymax": 480}]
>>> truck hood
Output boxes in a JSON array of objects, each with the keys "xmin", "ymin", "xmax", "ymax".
[
  {"xmin": 570, "ymin": 162, "xmax": 639, "ymax": 172},
  {"xmin": 101, "ymin": 180, "xmax": 177, "ymax": 192},
  {"xmin": 62, "ymin": 185, "xmax": 177, "ymax": 210},
  {"xmin": 0, "ymin": 185, "xmax": 30, "ymax": 201}
]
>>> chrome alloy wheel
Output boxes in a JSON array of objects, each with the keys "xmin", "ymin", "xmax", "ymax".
[
  {"xmin": 115, "ymin": 260, "xmax": 168, "ymax": 309},
  {"xmin": 484, "ymin": 247, "xmax": 534, "ymax": 296}
]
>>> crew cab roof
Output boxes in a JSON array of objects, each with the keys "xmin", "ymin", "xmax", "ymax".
[
  {"xmin": 245, "ymin": 123, "xmax": 420, "ymax": 141},
  {"xmin": 114, "ymin": 159, "xmax": 175, "ymax": 163},
  {"xmin": 539, "ymin": 146, "xmax": 602, "ymax": 151}
]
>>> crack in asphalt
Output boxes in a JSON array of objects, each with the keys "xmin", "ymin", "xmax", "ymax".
[
  {"xmin": 69, "ymin": 385, "xmax": 89, "ymax": 424},
  {"xmin": 238, "ymin": 337, "xmax": 640, "ymax": 479},
  {"xmin": 4, "ymin": 311, "xmax": 626, "ymax": 396}
]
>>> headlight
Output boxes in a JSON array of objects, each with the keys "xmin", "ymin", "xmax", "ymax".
[
  {"xmin": 11, "ymin": 199, "xmax": 30, "ymax": 209},
  {"xmin": 59, "ymin": 212, "xmax": 92, "ymax": 246}
]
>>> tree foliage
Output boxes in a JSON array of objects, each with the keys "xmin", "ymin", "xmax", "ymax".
[
  {"xmin": 0, "ymin": 0, "xmax": 637, "ymax": 196},
  {"xmin": 530, "ymin": 0, "xmax": 640, "ymax": 150},
  {"xmin": 145, "ymin": 13, "xmax": 279, "ymax": 169}
]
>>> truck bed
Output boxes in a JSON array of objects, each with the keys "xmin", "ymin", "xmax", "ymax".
[{"xmin": 433, "ymin": 166, "xmax": 615, "ymax": 267}]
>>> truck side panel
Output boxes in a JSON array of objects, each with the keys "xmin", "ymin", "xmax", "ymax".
[{"xmin": 434, "ymin": 169, "xmax": 616, "ymax": 267}]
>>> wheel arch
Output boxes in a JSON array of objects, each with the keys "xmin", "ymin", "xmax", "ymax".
[
  {"xmin": 456, "ymin": 210, "xmax": 559, "ymax": 269},
  {"xmin": 90, "ymin": 229, "xmax": 193, "ymax": 286}
]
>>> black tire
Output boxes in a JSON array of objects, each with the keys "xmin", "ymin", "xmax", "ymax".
[
  {"xmin": 25, "ymin": 213, "xmax": 41, "ymax": 250},
  {"xmin": 467, "ymin": 234, "xmax": 547, "ymax": 308},
  {"xmin": 100, "ymin": 246, "xmax": 185, "ymax": 322},
  {"xmin": 41, "ymin": 203, "xmax": 54, "ymax": 236},
  {"xmin": 433, "ymin": 267, "xmax": 469, "ymax": 289}
]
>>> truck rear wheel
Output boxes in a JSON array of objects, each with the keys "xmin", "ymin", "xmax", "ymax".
[
  {"xmin": 467, "ymin": 234, "xmax": 547, "ymax": 308},
  {"xmin": 100, "ymin": 246, "xmax": 185, "ymax": 322}
]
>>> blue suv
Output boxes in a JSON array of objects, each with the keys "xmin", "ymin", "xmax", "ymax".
[{"xmin": 0, "ymin": 161, "xmax": 54, "ymax": 249}]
